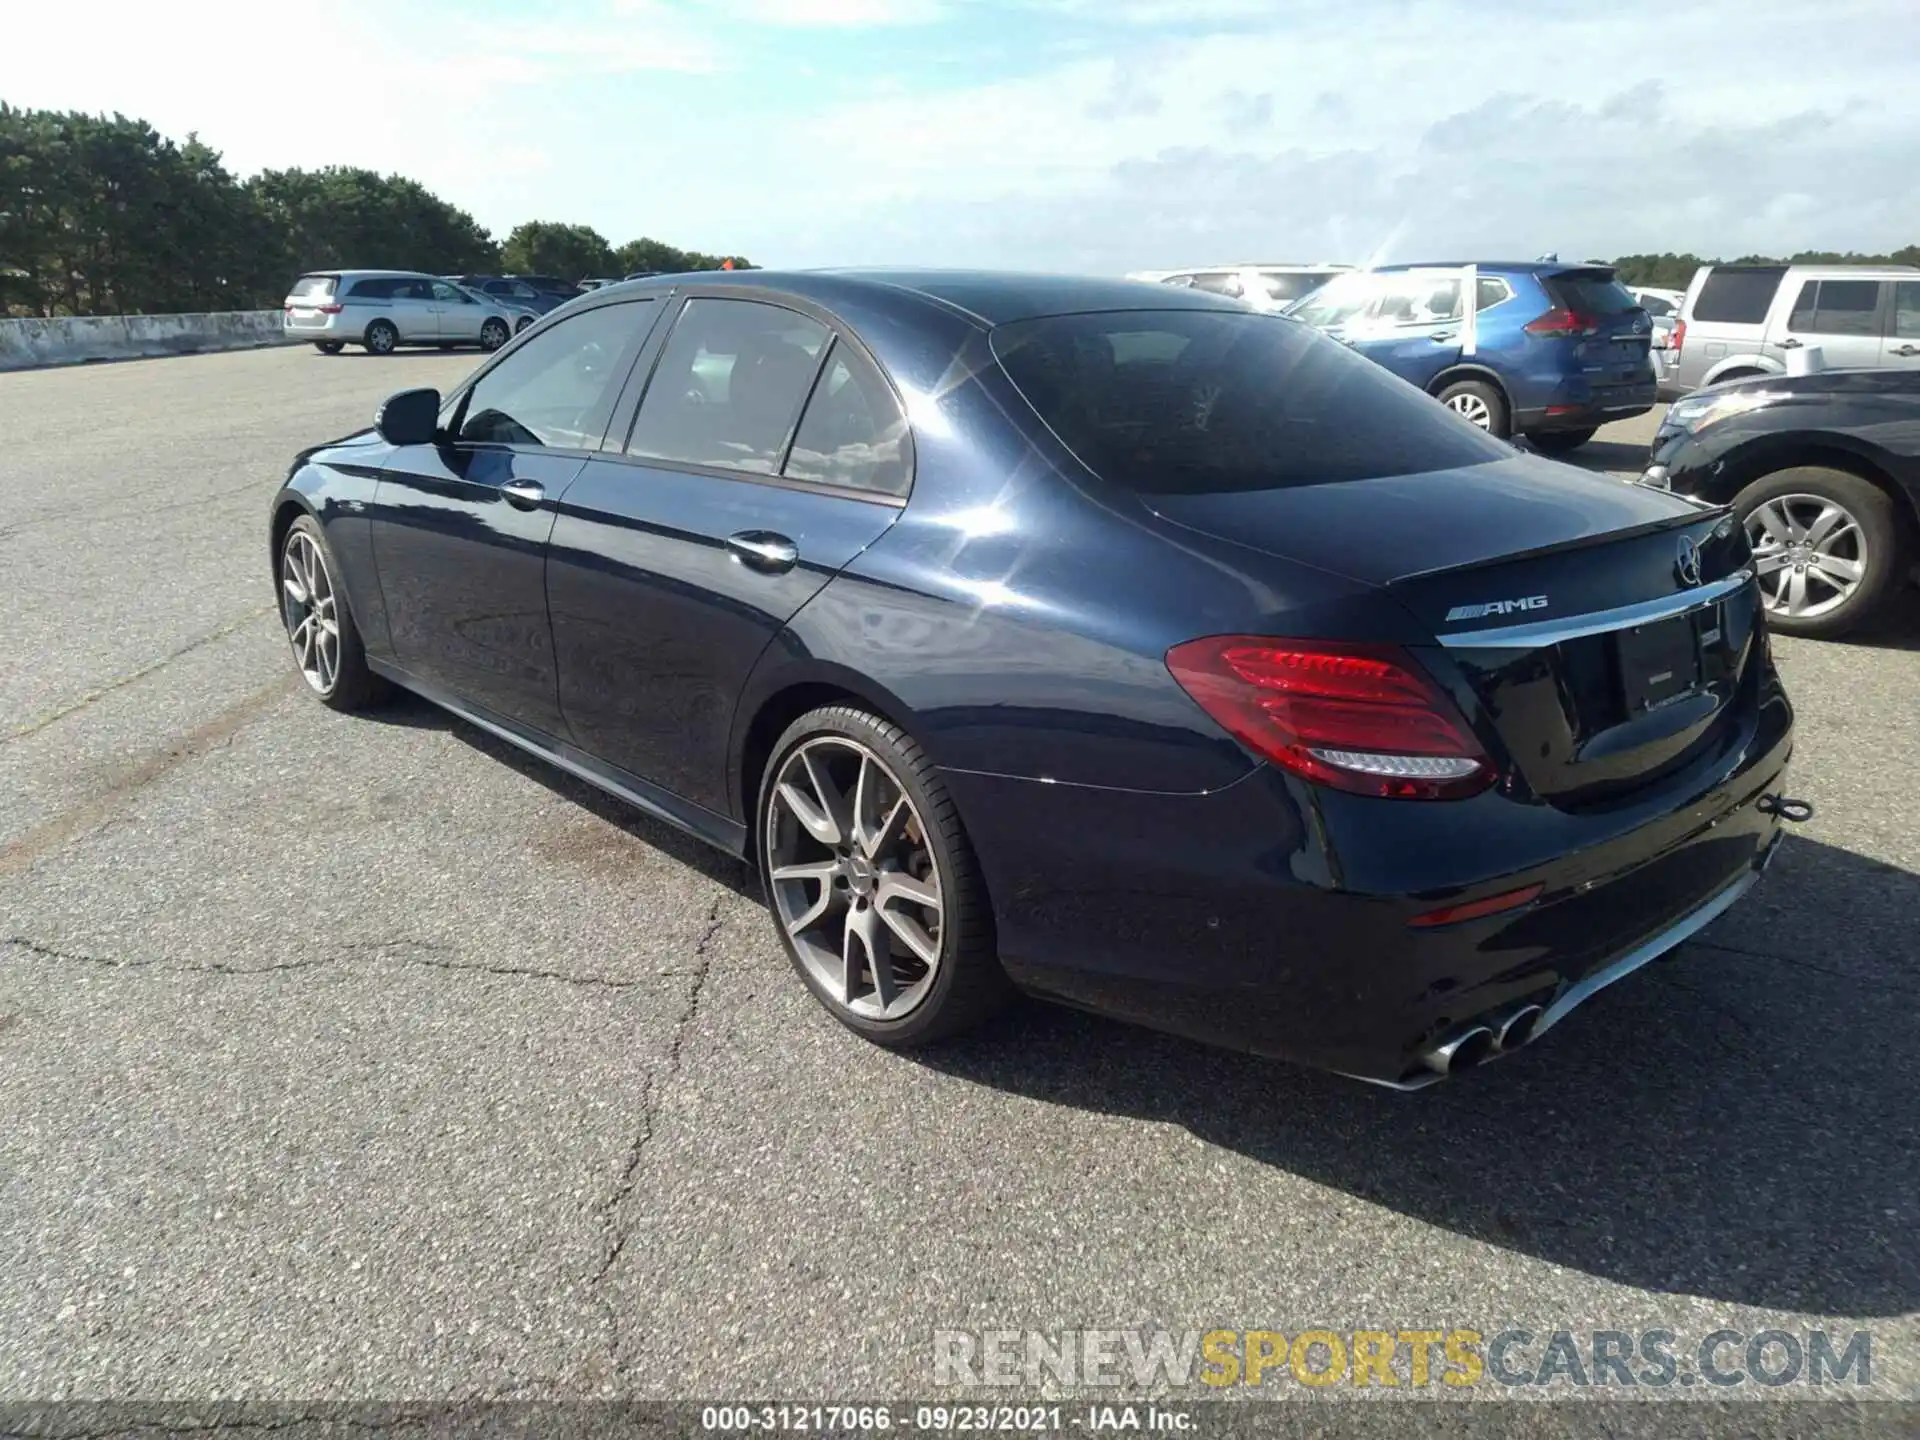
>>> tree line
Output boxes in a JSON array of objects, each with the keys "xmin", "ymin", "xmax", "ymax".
[
  {"xmin": 1606, "ymin": 249, "xmax": 1920, "ymax": 290},
  {"xmin": 0, "ymin": 105, "xmax": 752, "ymax": 318}
]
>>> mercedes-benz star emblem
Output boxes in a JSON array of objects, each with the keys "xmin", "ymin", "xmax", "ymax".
[{"xmin": 1675, "ymin": 535, "xmax": 1702, "ymax": 588}]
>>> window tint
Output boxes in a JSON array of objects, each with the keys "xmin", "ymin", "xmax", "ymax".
[
  {"xmin": 348, "ymin": 277, "xmax": 395, "ymax": 300},
  {"xmin": 290, "ymin": 274, "xmax": 337, "ymax": 300},
  {"xmin": 993, "ymin": 310, "xmax": 1511, "ymax": 495},
  {"xmin": 1788, "ymin": 279, "xmax": 1880, "ymax": 336},
  {"xmin": 783, "ymin": 342, "xmax": 911, "ymax": 497},
  {"xmin": 1476, "ymin": 277, "xmax": 1513, "ymax": 311},
  {"xmin": 432, "ymin": 281, "xmax": 473, "ymax": 304},
  {"xmin": 1374, "ymin": 274, "xmax": 1462, "ymax": 325},
  {"xmin": 1894, "ymin": 282, "xmax": 1920, "ymax": 340},
  {"xmin": 627, "ymin": 298, "xmax": 829, "ymax": 474},
  {"xmin": 392, "ymin": 278, "xmax": 435, "ymax": 302},
  {"xmin": 455, "ymin": 301, "xmax": 653, "ymax": 450},
  {"xmin": 1693, "ymin": 267, "xmax": 1786, "ymax": 324},
  {"xmin": 1637, "ymin": 294, "xmax": 1674, "ymax": 317},
  {"xmin": 1547, "ymin": 272, "xmax": 1640, "ymax": 314}
]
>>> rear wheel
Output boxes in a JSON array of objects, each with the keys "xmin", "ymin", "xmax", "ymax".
[
  {"xmin": 759, "ymin": 706, "xmax": 1011, "ymax": 1047},
  {"xmin": 313, "ymin": 341, "xmax": 344, "ymax": 355},
  {"xmin": 1436, "ymin": 379, "xmax": 1509, "ymax": 438},
  {"xmin": 1525, "ymin": 427, "xmax": 1598, "ymax": 454},
  {"xmin": 1735, "ymin": 466, "xmax": 1905, "ymax": 640},
  {"xmin": 363, "ymin": 320, "xmax": 398, "ymax": 355}
]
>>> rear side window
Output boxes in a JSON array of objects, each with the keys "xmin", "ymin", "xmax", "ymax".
[
  {"xmin": 347, "ymin": 278, "xmax": 395, "ymax": 300},
  {"xmin": 1476, "ymin": 277, "xmax": 1514, "ymax": 311},
  {"xmin": 1637, "ymin": 294, "xmax": 1674, "ymax": 317},
  {"xmin": 1547, "ymin": 272, "xmax": 1640, "ymax": 314},
  {"xmin": 1893, "ymin": 282, "xmax": 1920, "ymax": 340},
  {"xmin": 289, "ymin": 274, "xmax": 337, "ymax": 301},
  {"xmin": 1787, "ymin": 279, "xmax": 1881, "ymax": 336},
  {"xmin": 627, "ymin": 298, "xmax": 829, "ymax": 474},
  {"xmin": 456, "ymin": 300, "xmax": 654, "ymax": 449},
  {"xmin": 992, "ymin": 310, "xmax": 1512, "ymax": 495},
  {"xmin": 783, "ymin": 342, "xmax": 911, "ymax": 497},
  {"xmin": 1692, "ymin": 267, "xmax": 1786, "ymax": 324}
]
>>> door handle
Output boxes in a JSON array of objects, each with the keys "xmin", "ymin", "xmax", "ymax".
[
  {"xmin": 726, "ymin": 530, "xmax": 799, "ymax": 573},
  {"xmin": 1892, "ymin": 344, "xmax": 1920, "ymax": 357},
  {"xmin": 1780, "ymin": 338, "xmax": 1803, "ymax": 349},
  {"xmin": 1429, "ymin": 331, "xmax": 1456, "ymax": 342},
  {"xmin": 500, "ymin": 479, "xmax": 546, "ymax": 510}
]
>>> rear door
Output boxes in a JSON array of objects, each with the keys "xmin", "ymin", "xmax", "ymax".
[
  {"xmin": 369, "ymin": 298, "xmax": 660, "ymax": 733},
  {"xmin": 1883, "ymin": 281, "xmax": 1920, "ymax": 369},
  {"xmin": 546, "ymin": 294, "xmax": 910, "ymax": 816},
  {"xmin": 1774, "ymin": 278, "xmax": 1888, "ymax": 369},
  {"xmin": 284, "ymin": 273, "xmax": 339, "ymax": 333},
  {"xmin": 1344, "ymin": 268, "xmax": 1474, "ymax": 389}
]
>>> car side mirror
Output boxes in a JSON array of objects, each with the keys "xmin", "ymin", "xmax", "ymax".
[{"xmin": 376, "ymin": 387, "xmax": 442, "ymax": 446}]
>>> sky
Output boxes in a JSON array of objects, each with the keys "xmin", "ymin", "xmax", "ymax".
[{"xmin": 4, "ymin": 0, "xmax": 1918, "ymax": 272}]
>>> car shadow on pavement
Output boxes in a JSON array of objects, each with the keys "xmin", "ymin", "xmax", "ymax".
[
  {"xmin": 913, "ymin": 831, "xmax": 1920, "ymax": 1318},
  {"xmin": 363, "ymin": 691, "xmax": 759, "ymax": 900}
]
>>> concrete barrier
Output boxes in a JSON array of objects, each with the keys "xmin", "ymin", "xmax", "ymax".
[{"xmin": 0, "ymin": 310, "xmax": 296, "ymax": 372}]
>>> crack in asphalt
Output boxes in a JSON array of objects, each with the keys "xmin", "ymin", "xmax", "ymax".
[
  {"xmin": 1, "ymin": 935, "xmax": 657, "ymax": 992},
  {"xmin": 1687, "ymin": 936, "xmax": 1918, "ymax": 996},
  {"xmin": 0, "ymin": 1406, "xmax": 470, "ymax": 1439},
  {"xmin": 4, "ymin": 603, "xmax": 278, "ymax": 744},
  {"xmin": 588, "ymin": 893, "xmax": 726, "ymax": 1390},
  {"xmin": 0, "ymin": 474, "xmax": 275, "ymax": 546}
]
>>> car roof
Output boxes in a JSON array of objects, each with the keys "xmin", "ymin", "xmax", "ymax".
[
  {"xmin": 1161, "ymin": 263, "xmax": 1352, "ymax": 273},
  {"xmin": 594, "ymin": 268, "xmax": 1251, "ymax": 326},
  {"xmin": 1371, "ymin": 261, "xmax": 1615, "ymax": 275},
  {"xmin": 299, "ymin": 268, "xmax": 435, "ymax": 279}
]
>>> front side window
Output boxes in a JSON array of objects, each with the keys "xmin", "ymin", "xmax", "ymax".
[
  {"xmin": 455, "ymin": 301, "xmax": 654, "ymax": 450},
  {"xmin": 783, "ymin": 342, "xmax": 911, "ymax": 497},
  {"xmin": 1374, "ymin": 274, "xmax": 1462, "ymax": 326},
  {"xmin": 1788, "ymin": 279, "xmax": 1881, "ymax": 336},
  {"xmin": 432, "ymin": 281, "xmax": 474, "ymax": 305},
  {"xmin": 393, "ymin": 279, "xmax": 434, "ymax": 302},
  {"xmin": 626, "ymin": 298, "xmax": 829, "ymax": 474},
  {"xmin": 993, "ymin": 310, "xmax": 1511, "ymax": 495},
  {"xmin": 1287, "ymin": 271, "xmax": 1380, "ymax": 328}
]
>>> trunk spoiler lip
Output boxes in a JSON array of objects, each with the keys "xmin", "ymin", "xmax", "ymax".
[
  {"xmin": 1385, "ymin": 501, "xmax": 1732, "ymax": 586},
  {"xmin": 1433, "ymin": 569, "xmax": 1753, "ymax": 650}
]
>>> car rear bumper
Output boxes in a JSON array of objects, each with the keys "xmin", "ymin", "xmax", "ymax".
[
  {"xmin": 1513, "ymin": 378, "xmax": 1658, "ymax": 433},
  {"xmin": 944, "ymin": 686, "xmax": 1792, "ymax": 1086}
]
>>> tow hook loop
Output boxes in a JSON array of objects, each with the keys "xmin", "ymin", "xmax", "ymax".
[{"xmin": 1759, "ymin": 795, "xmax": 1815, "ymax": 823}]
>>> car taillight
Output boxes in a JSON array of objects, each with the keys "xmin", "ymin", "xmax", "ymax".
[
  {"xmin": 318, "ymin": 303, "xmax": 343, "ymax": 314},
  {"xmin": 1524, "ymin": 307, "xmax": 1599, "ymax": 337},
  {"xmin": 1671, "ymin": 318, "xmax": 1686, "ymax": 355},
  {"xmin": 1165, "ymin": 637, "xmax": 1495, "ymax": 800}
]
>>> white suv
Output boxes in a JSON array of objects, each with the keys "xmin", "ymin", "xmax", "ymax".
[
  {"xmin": 1125, "ymin": 263, "xmax": 1350, "ymax": 312},
  {"xmin": 1667, "ymin": 263, "xmax": 1920, "ymax": 397},
  {"xmin": 283, "ymin": 270, "xmax": 518, "ymax": 355}
]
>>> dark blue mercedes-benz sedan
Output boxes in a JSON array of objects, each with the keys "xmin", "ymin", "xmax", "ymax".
[{"xmin": 268, "ymin": 269, "xmax": 1798, "ymax": 1089}]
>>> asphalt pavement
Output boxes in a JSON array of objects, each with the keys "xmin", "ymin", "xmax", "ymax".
[{"xmin": 1, "ymin": 348, "xmax": 1915, "ymax": 1414}]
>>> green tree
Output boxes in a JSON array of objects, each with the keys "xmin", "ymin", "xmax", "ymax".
[
  {"xmin": 614, "ymin": 236, "xmax": 754, "ymax": 275},
  {"xmin": 501, "ymin": 221, "xmax": 615, "ymax": 280},
  {"xmin": 247, "ymin": 166, "xmax": 499, "ymax": 282}
]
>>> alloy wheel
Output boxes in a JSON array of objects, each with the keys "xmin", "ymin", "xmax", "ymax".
[
  {"xmin": 482, "ymin": 320, "xmax": 509, "ymax": 350},
  {"xmin": 765, "ymin": 736, "xmax": 944, "ymax": 1022},
  {"xmin": 1745, "ymin": 493, "xmax": 1867, "ymax": 620},
  {"xmin": 281, "ymin": 530, "xmax": 341, "ymax": 695},
  {"xmin": 1445, "ymin": 392, "xmax": 1493, "ymax": 429}
]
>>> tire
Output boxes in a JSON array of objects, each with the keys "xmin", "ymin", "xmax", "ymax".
[
  {"xmin": 1524, "ymin": 427, "xmax": 1598, "ymax": 454},
  {"xmin": 515, "ymin": 315, "xmax": 535, "ymax": 334},
  {"xmin": 278, "ymin": 514, "xmax": 390, "ymax": 711},
  {"xmin": 759, "ymin": 705, "xmax": 1012, "ymax": 1047},
  {"xmin": 1734, "ymin": 466, "xmax": 1906, "ymax": 640},
  {"xmin": 1436, "ymin": 378, "xmax": 1509, "ymax": 438},
  {"xmin": 314, "ymin": 341, "xmax": 344, "ymax": 355},
  {"xmin": 480, "ymin": 318, "xmax": 510, "ymax": 351},
  {"xmin": 364, "ymin": 320, "xmax": 398, "ymax": 355}
]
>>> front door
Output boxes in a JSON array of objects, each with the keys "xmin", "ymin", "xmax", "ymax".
[
  {"xmin": 389, "ymin": 278, "xmax": 442, "ymax": 341},
  {"xmin": 547, "ymin": 295, "xmax": 909, "ymax": 816},
  {"xmin": 1344, "ymin": 267, "xmax": 1473, "ymax": 389},
  {"xmin": 369, "ymin": 297, "xmax": 661, "ymax": 735},
  {"xmin": 431, "ymin": 280, "xmax": 485, "ymax": 342}
]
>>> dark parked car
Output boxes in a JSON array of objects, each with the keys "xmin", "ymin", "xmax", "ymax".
[
  {"xmin": 446, "ymin": 275, "xmax": 571, "ymax": 316},
  {"xmin": 1286, "ymin": 262, "xmax": 1657, "ymax": 451},
  {"xmin": 269, "ymin": 270, "xmax": 1797, "ymax": 1089},
  {"xmin": 1642, "ymin": 367, "xmax": 1920, "ymax": 638}
]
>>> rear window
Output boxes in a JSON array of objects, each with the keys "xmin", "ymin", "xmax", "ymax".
[
  {"xmin": 1547, "ymin": 271, "xmax": 1640, "ymax": 315},
  {"xmin": 288, "ymin": 274, "xmax": 337, "ymax": 301},
  {"xmin": 348, "ymin": 278, "xmax": 397, "ymax": 300},
  {"xmin": 991, "ymin": 310, "xmax": 1513, "ymax": 495},
  {"xmin": 1692, "ymin": 267, "xmax": 1786, "ymax": 324}
]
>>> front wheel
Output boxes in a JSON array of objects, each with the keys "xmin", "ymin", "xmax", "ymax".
[
  {"xmin": 1436, "ymin": 379, "xmax": 1510, "ymax": 438},
  {"xmin": 480, "ymin": 318, "xmax": 510, "ymax": 351},
  {"xmin": 515, "ymin": 315, "xmax": 535, "ymax": 334},
  {"xmin": 279, "ymin": 515, "xmax": 390, "ymax": 711},
  {"xmin": 759, "ymin": 706, "xmax": 1011, "ymax": 1047},
  {"xmin": 1525, "ymin": 427, "xmax": 1598, "ymax": 454},
  {"xmin": 1735, "ymin": 467, "xmax": 1905, "ymax": 640}
]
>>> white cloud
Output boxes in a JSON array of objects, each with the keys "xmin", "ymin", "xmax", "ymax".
[{"xmin": 679, "ymin": 0, "xmax": 943, "ymax": 24}]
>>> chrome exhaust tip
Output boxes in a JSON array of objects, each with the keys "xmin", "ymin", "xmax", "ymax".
[
  {"xmin": 1422, "ymin": 1025, "xmax": 1495, "ymax": 1077},
  {"xmin": 1493, "ymin": 1004, "xmax": 1544, "ymax": 1053}
]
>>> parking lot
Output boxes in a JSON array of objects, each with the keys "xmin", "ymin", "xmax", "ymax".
[{"xmin": 2, "ymin": 347, "xmax": 1916, "ymax": 1405}]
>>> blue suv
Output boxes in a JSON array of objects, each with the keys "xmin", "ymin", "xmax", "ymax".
[{"xmin": 1285, "ymin": 262, "xmax": 1656, "ymax": 452}]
